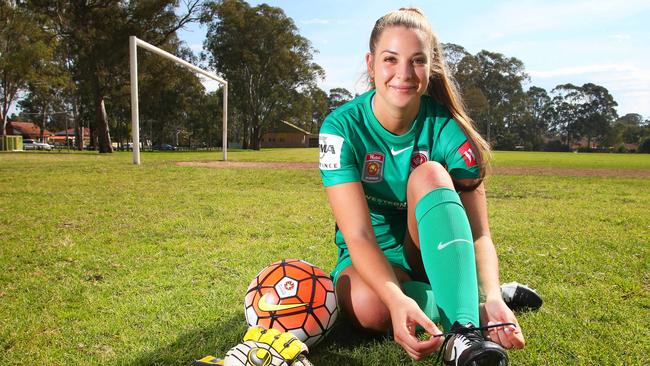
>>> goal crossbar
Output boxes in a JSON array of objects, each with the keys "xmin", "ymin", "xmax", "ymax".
[{"xmin": 129, "ymin": 36, "xmax": 228, "ymax": 164}]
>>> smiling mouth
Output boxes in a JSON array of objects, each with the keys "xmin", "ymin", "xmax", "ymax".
[{"xmin": 390, "ymin": 85, "xmax": 416, "ymax": 92}]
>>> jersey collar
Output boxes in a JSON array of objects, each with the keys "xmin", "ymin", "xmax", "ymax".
[{"xmin": 364, "ymin": 89, "xmax": 424, "ymax": 145}]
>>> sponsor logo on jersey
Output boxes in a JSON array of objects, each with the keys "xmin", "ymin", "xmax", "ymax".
[
  {"xmin": 365, "ymin": 194, "xmax": 407, "ymax": 209},
  {"xmin": 319, "ymin": 133, "xmax": 344, "ymax": 170},
  {"xmin": 410, "ymin": 150, "xmax": 429, "ymax": 171},
  {"xmin": 390, "ymin": 146, "xmax": 411, "ymax": 156},
  {"xmin": 362, "ymin": 152, "xmax": 384, "ymax": 183},
  {"xmin": 457, "ymin": 141, "xmax": 477, "ymax": 167}
]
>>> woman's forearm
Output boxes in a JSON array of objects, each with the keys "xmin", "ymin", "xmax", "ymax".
[
  {"xmin": 346, "ymin": 235, "xmax": 405, "ymax": 310},
  {"xmin": 474, "ymin": 235, "xmax": 502, "ymax": 301}
]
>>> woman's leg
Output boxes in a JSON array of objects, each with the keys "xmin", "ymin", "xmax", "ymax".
[
  {"xmin": 405, "ymin": 161, "xmax": 479, "ymax": 330},
  {"xmin": 335, "ymin": 264, "xmax": 411, "ymax": 332}
]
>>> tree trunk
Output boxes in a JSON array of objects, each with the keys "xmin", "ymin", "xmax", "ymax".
[
  {"xmin": 73, "ymin": 98, "xmax": 83, "ymax": 150},
  {"xmin": 242, "ymin": 121, "xmax": 250, "ymax": 149},
  {"xmin": 93, "ymin": 72, "xmax": 112, "ymax": 153},
  {"xmin": 251, "ymin": 125, "xmax": 261, "ymax": 150},
  {"xmin": 40, "ymin": 102, "xmax": 47, "ymax": 143},
  {"xmin": 1, "ymin": 111, "xmax": 7, "ymax": 137},
  {"xmin": 95, "ymin": 95, "xmax": 112, "ymax": 153}
]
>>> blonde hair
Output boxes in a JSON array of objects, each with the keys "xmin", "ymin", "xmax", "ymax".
[{"xmin": 369, "ymin": 7, "xmax": 491, "ymax": 180}]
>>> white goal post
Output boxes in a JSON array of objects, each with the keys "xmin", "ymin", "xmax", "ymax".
[{"xmin": 129, "ymin": 36, "xmax": 228, "ymax": 165}]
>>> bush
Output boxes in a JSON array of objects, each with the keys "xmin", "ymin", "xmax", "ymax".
[
  {"xmin": 614, "ymin": 143, "xmax": 628, "ymax": 153},
  {"xmin": 544, "ymin": 140, "xmax": 571, "ymax": 152},
  {"xmin": 494, "ymin": 133, "xmax": 519, "ymax": 151},
  {"xmin": 639, "ymin": 137, "xmax": 650, "ymax": 153}
]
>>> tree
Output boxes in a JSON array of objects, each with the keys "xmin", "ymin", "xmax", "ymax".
[
  {"xmin": 519, "ymin": 86, "xmax": 552, "ymax": 150},
  {"xmin": 327, "ymin": 87, "xmax": 353, "ymax": 113},
  {"xmin": 606, "ymin": 113, "xmax": 650, "ymax": 148},
  {"xmin": 442, "ymin": 43, "xmax": 471, "ymax": 77},
  {"xmin": 639, "ymin": 136, "xmax": 650, "ymax": 153},
  {"xmin": 308, "ymin": 87, "xmax": 329, "ymax": 133},
  {"xmin": 138, "ymin": 42, "xmax": 205, "ymax": 147},
  {"xmin": 617, "ymin": 113, "xmax": 643, "ymax": 126},
  {"xmin": 452, "ymin": 49, "xmax": 528, "ymax": 147},
  {"xmin": 549, "ymin": 84, "xmax": 582, "ymax": 145},
  {"xmin": 0, "ymin": 1, "xmax": 56, "ymax": 136},
  {"xmin": 289, "ymin": 86, "xmax": 328, "ymax": 133},
  {"xmin": 203, "ymin": 0, "xmax": 324, "ymax": 149},
  {"xmin": 549, "ymin": 83, "xmax": 617, "ymax": 149},
  {"xmin": 576, "ymin": 83, "xmax": 617, "ymax": 148},
  {"xmin": 31, "ymin": 0, "xmax": 202, "ymax": 152}
]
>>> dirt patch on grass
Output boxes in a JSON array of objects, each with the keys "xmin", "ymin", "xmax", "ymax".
[
  {"xmin": 177, "ymin": 161, "xmax": 316, "ymax": 170},
  {"xmin": 177, "ymin": 161, "xmax": 650, "ymax": 177},
  {"xmin": 492, "ymin": 166, "xmax": 650, "ymax": 177}
]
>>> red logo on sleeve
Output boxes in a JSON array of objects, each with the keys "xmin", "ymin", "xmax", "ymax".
[{"xmin": 458, "ymin": 141, "xmax": 477, "ymax": 167}]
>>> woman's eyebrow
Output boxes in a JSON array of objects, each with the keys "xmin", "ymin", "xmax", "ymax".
[{"xmin": 380, "ymin": 49, "xmax": 426, "ymax": 57}]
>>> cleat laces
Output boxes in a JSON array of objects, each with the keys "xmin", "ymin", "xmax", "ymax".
[{"xmin": 435, "ymin": 322, "xmax": 515, "ymax": 364}]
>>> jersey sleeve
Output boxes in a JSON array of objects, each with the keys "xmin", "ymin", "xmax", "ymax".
[
  {"xmin": 438, "ymin": 118, "xmax": 480, "ymax": 180},
  {"xmin": 319, "ymin": 116, "xmax": 360, "ymax": 187}
]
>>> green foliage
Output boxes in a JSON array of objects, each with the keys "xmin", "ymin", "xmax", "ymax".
[
  {"xmin": 615, "ymin": 143, "xmax": 628, "ymax": 153},
  {"xmin": 327, "ymin": 87, "xmax": 353, "ymax": 113},
  {"xmin": 0, "ymin": 1, "xmax": 57, "ymax": 134},
  {"xmin": 452, "ymin": 48, "xmax": 528, "ymax": 145},
  {"xmin": 203, "ymin": 0, "xmax": 324, "ymax": 149},
  {"xmin": 639, "ymin": 137, "xmax": 650, "ymax": 153},
  {"xmin": 543, "ymin": 140, "xmax": 571, "ymax": 152},
  {"xmin": 441, "ymin": 43, "xmax": 639, "ymax": 152},
  {"xmin": 549, "ymin": 83, "xmax": 617, "ymax": 149},
  {"xmin": 138, "ymin": 43, "xmax": 207, "ymax": 146},
  {"xmin": 28, "ymin": 0, "xmax": 203, "ymax": 152}
]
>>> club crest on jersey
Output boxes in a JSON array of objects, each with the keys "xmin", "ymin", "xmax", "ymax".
[
  {"xmin": 458, "ymin": 141, "xmax": 477, "ymax": 167},
  {"xmin": 362, "ymin": 152, "xmax": 384, "ymax": 183},
  {"xmin": 410, "ymin": 151, "xmax": 429, "ymax": 171}
]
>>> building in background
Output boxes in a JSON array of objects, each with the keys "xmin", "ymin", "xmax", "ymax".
[
  {"xmin": 50, "ymin": 128, "xmax": 90, "ymax": 148},
  {"xmin": 261, "ymin": 120, "xmax": 317, "ymax": 148},
  {"xmin": 5, "ymin": 121, "xmax": 53, "ymax": 142}
]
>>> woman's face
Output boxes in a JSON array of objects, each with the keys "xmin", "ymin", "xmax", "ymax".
[{"xmin": 367, "ymin": 26, "xmax": 431, "ymax": 111}]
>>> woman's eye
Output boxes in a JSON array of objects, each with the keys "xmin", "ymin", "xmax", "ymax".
[
  {"xmin": 413, "ymin": 58, "xmax": 426, "ymax": 65},
  {"xmin": 384, "ymin": 56, "xmax": 397, "ymax": 63}
]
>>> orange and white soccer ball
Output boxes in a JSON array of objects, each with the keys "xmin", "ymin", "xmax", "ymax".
[{"xmin": 244, "ymin": 259, "xmax": 338, "ymax": 347}]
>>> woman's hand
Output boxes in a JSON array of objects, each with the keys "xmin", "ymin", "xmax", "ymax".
[
  {"xmin": 481, "ymin": 297, "xmax": 525, "ymax": 350},
  {"xmin": 388, "ymin": 294, "xmax": 443, "ymax": 360}
]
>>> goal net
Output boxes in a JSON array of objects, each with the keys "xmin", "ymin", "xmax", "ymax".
[{"xmin": 129, "ymin": 36, "xmax": 228, "ymax": 164}]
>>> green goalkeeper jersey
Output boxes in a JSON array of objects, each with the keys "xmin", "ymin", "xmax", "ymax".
[{"xmin": 319, "ymin": 89, "xmax": 479, "ymax": 252}]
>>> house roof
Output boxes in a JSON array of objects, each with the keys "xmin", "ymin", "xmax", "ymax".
[
  {"xmin": 8, "ymin": 121, "xmax": 53, "ymax": 136},
  {"xmin": 54, "ymin": 128, "xmax": 89, "ymax": 137},
  {"xmin": 268, "ymin": 120, "xmax": 313, "ymax": 135}
]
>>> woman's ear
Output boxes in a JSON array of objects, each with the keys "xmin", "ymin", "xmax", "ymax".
[{"xmin": 365, "ymin": 52, "xmax": 374, "ymax": 78}]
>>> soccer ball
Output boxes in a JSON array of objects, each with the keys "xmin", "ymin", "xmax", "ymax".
[{"xmin": 244, "ymin": 259, "xmax": 338, "ymax": 347}]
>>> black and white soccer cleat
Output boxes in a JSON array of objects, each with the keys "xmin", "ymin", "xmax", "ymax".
[
  {"xmin": 439, "ymin": 322, "xmax": 509, "ymax": 366},
  {"xmin": 501, "ymin": 282, "xmax": 543, "ymax": 311}
]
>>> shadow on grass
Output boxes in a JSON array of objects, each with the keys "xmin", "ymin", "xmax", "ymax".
[
  {"xmin": 125, "ymin": 314, "xmax": 387, "ymax": 366},
  {"xmin": 311, "ymin": 320, "xmax": 390, "ymax": 366},
  {"xmin": 126, "ymin": 314, "xmax": 246, "ymax": 366}
]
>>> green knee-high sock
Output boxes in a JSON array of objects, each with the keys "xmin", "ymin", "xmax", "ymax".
[
  {"xmin": 402, "ymin": 281, "xmax": 440, "ymax": 324},
  {"xmin": 415, "ymin": 187, "xmax": 479, "ymax": 330}
]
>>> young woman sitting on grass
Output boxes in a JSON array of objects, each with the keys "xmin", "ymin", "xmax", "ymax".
[{"xmin": 318, "ymin": 7, "xmax": 525, "ymax": 366}]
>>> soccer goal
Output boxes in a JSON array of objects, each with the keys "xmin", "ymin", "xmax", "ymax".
[{"xmin": 129, "ymin": 36, "xmax": 228, "ymax": 165}]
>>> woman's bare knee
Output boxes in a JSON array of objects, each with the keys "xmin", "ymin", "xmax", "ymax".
[
  {"xmin": 336, "ymin": 268, "xmax": 391, "ymax": 332},
  {"xmin": 407, "ymin": 161, "xmax": 454, "ymax": 204},
  {"xmin": 351, "ymin": 289, "xmax": 391, "ymax": 331}
]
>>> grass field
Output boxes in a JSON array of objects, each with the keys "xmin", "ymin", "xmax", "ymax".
[{"xmin": 1, "ymin": 149, "xmax": 649, "ymax": 365}]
